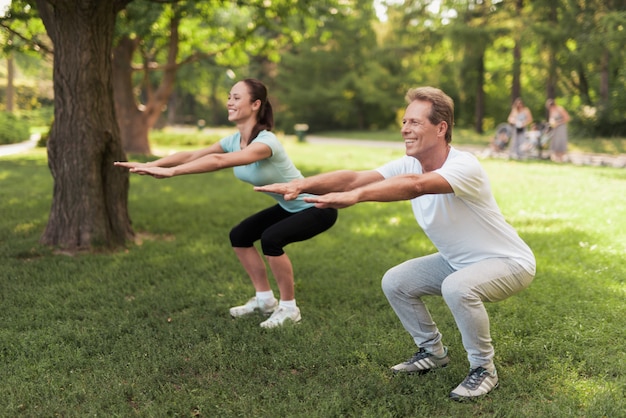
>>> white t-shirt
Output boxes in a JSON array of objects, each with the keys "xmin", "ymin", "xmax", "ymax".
[{"xmin": 376, "ymin": 148, "xmax": 535, "ymax": 273}]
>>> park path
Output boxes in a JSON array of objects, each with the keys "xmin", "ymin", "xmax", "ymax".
[
  {"xmin": 0, "ymin": 134, "xmax": 40, "ymax": 157},
  {"xmin": 306, "ymin": 135, "xmax": 626, "ymax": 168},
  {"xmin": 2, "ymin": 132, "xmax": 625, "ymax": 168}
]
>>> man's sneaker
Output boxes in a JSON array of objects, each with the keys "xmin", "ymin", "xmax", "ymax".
[
  {"xmin": 391, "ymin": 347, "xmax": 450, "ymax": 374},
  {"xmin": 449, "ymin": 367, "xmax": 499, "ymax": 401},
  {"xmin": 259, "ymin": 306, "xmax": 301, "ymax": 328},
  {"xmin": 229, "ymin": 297, "xmax": 278, "ymax": 318}
]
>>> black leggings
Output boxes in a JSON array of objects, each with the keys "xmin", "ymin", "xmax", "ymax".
[{"xmin": 229, "ymin": 205, "xmax": 338, "ymax": 256}]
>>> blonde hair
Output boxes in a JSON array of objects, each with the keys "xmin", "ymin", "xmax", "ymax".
[{"xmin": 405, "ymin": 87, "xmax": 454, "ymax": 143}]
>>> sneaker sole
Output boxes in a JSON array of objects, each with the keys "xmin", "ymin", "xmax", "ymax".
[
  {"xmin": 229, "ymin": 306, "xmax": 277, "ymax": 318},
  {"xmin": 391, "ymin": 363, "xmax": 448, "ymax": 375},
  {"xmin": 449, "ymin": 381, "xmax": 499, "ymax": 402},
  {"xmin": 260, "ymin": 315, "xmax": 302, "ymax": 329}
]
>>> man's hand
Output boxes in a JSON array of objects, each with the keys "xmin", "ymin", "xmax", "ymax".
[
  {"xmin": 255, "ymin": 182, "xmax": 301, "ymax": 201},
  {"xmin": 303, "ymin": 191, "xmax": 359, "ymax": 209}
]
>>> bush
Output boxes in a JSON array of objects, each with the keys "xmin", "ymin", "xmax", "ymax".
[{"xmin": 0, "ymin": 112, "xmax": 30, "ymax": 145}]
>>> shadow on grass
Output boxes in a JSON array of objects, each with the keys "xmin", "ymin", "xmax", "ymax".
[{"xmin": 1, "ymin": 153, "xmax": 625, "ymax": 416}]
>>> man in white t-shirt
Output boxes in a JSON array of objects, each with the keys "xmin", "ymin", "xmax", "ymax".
[{"xmin": 256, "ymin": 86, "xmax": 536, "ymax": 401}]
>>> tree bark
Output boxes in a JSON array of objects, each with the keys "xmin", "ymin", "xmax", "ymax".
[
  {"xmin": 37, "ymin": 0, "xmax": 134, "ymax": 251},
  {"xmin": 112, "ymin": 14, "xmax": 180, "ymax": 155},
  {"xmin": 112, "ymin": 35, "xmax": 151, "ymax": 155}
]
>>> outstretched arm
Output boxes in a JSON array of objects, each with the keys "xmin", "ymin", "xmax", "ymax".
[
  {"xmin": 114, "ymin": 142, "xmax": 225, "ymax": 171},
  {"xmin": 115, "ymin": 142, "xmax": 271, "ymax": 178},
  {"xmin": 255, "ymin": 170, "xmax": 384, "ymax": 200},
  {"xmin": 304, "ymin": 172, "xmax": 453, "ymax": 209}
]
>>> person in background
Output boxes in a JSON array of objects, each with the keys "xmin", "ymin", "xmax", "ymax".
[
  {"xmin": 507, "ymin": 98, "xmax": 533, "ymax": 159},
  {"xmin": 115, "ymin": 78, "xmax": 338, "ymax": 328},
  {"xmin": 546, "ymin": 98, "xmax": 571, "ymax": 163},
  {"xmin": 256, "ymin": 86, "xmax": 536, "ymax": 401},
  {"xmin": 486, "ymin": 125, "xmax": 511, "ymax": 156},
  {"xmin": 523, "ymin": 122, "xmax": 542, "ymax": 154}
]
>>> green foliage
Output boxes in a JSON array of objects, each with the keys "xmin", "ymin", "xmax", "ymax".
[
  {"xmin": 149, "ymin": 126, "xmax": 235, "ymax": 148},
  {"xmin": 1, "ymin": 142, "xmax": 625, "ymax": 416},
  {"xmin": 3, "ymin": 0, "xmax": 626, "ymax": 138},
  {"xmin": 0, "ymin": 80, "xmax": 53, "ymax": 112},
  {"xmin": 0, "ymin": 111, "xmax": 29, "ymax": 144},
  {"xmin": 274, "ymin": 0, "xmax": 402, "ymax": 133}
]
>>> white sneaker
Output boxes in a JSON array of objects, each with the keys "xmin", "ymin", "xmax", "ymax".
[
  {"xmin": 259, "ymin": 306, "xmax": 301, "ymax": 328},
  {"xmin": 391, "ymin": 347, "xmax": 450, "ymax": 374},
  {"xmin": 449, "ymin": 367, "xmax": 499, "ymax": 401},
  {"xmin": 229, "ymin": 297, "xmax": 278, "ymax": 318}
]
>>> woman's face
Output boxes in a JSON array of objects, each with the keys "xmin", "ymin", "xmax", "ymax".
[{"xmin": 227, "ymin": 81, "xmax": 260, "ymax": 123}]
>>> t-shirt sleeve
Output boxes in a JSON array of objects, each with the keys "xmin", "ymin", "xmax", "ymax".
[
  {"xmin": 219, "ymin": 133, "xmax": 239, "ymax": 153},
  {"xmin": 435, "ymin": 153, "xmax": 486, "ymax": 199},
  {"xmin": 249, "ymin": 131, "xmax": 278, "ymax": 156},
  {"xmin": 375, "ymin": 156, "xmax": 418, "ymax": 178}
]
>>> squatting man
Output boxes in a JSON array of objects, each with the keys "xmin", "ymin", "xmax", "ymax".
[{"xmin": 256, "ymin": 86, "xmax": 536, "ymax": 401}]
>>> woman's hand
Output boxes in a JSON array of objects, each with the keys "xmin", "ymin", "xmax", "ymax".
[
  {"xmin": 114, "ymin": 161, "xmax": 146, "ymax": 170},
  {"xmin": 114, "ymin": 161, "xmax": 173, "ymax": 179}
]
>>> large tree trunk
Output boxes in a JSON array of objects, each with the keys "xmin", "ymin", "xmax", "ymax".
[
  {"xmin": 37, "ymin": 0, "xmax": 134, "ymax": 252},
  {"xmin": 112, "ymin": 35, "xmax": 151, "ymax": 155},
  {"xmin": 112, "ymin": 15, "xmax": 180, "ymax": 155}
]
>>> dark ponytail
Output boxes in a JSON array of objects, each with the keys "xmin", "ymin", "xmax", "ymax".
[{"xmin": 242, "ymin": 78, "xmax": 274, "ymax": 145}]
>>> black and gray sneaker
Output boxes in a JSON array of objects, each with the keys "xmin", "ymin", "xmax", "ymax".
[
  {"xmin": 449, "ymin": 366, "xmax": 499, "ymax": 401},
  {"xmin": 391, "ymin": 347, "xmax": 450, "ymax": 374}
]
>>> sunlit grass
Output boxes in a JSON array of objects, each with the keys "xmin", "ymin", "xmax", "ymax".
[{"xmin": 1, "ymin": 137, "xmax": 624, "ymax": 417}]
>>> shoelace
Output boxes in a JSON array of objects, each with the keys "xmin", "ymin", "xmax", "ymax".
[
  {"xmin": 407, "ymin": 348, "xmax": 430, "ymax": 362},
  {"xmin": 462, "ymin": 367, "xmax": 488, "ymax": 389}
]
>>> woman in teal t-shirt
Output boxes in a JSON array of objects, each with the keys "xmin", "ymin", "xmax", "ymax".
[{"xmin": 115, "ymin": 79, "xmax": 337, "ymax": 328}]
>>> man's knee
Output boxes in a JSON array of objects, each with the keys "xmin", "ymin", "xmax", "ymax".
[{"xmin": 381, "ymin": 266, "xmax": 404, "ymax": 297}]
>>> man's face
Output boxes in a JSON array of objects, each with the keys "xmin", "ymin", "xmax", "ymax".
[{"xmin": 401, "ymin": 100, "xmax": 444, "ymax": 158}]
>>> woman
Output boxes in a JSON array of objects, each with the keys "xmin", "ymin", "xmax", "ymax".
[
  {"xmin": 507, "ymin": 98, "xmax": 533, "ymax": 159},
  {"xmin": 115, "ymin": 79, "xmax": 338, "ymax": 328},
  {"xmin": 546, "ymin": 98, "xmax": 571, "ymax": 163}
]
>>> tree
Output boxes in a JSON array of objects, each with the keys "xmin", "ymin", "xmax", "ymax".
[
  {"xmin": 1, "ymin": 1, "xmax": 52, "ymax": 113},
  {"xmin": 275, "ymin": 0, "xmax": 401, "ymax": 132},
  {"xmin": 34, "ymin": 0, "xmax": 134, "ymax": 251},
  {"xmin": 113, "ymin": 0, "xmax": 338, "ymax": 155}
]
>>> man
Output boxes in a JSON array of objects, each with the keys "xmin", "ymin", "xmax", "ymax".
[{"xmin": 255, "ymin": 87, "xmax": 536, "ymax": 400}]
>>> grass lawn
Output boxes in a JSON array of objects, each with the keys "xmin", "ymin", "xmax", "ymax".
[{"xmin": 1, "ymin": 138, "xmax": 625, "ymax": 417}]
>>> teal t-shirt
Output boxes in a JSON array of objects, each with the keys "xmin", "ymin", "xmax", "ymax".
[{"xmin": 219, "ymin": 130, "xmax": 315, "ymax": 213}]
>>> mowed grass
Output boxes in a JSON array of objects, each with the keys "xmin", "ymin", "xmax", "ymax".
[{"xmin": 0, "ymin": 138, "xmax": 625, "ymax": 417}]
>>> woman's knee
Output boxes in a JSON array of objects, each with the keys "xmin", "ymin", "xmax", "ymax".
[
  {"xmin": 229, "ymin": 225, "xmax": 246, "ymax": 247},
  {"xmin": 260, "ymin": 232, "xmax": 285, "ymax": 257}
]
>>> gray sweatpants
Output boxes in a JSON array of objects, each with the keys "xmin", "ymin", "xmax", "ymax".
[{"xmin": 381, "ymin": 253, "xmax": 534, "ymax": 370}]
